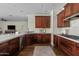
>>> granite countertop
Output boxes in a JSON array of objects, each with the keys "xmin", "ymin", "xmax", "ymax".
[
  {"xmin": 57, "ymin": 34, "xmax": 79, "ymax": 43},
  {"xmin": 0, "ymin": 32, "xmax": 51, "ymax": 44},
  {"xmin": 0, "ymin": 32, "xmax": 26, "ymax": 43}
]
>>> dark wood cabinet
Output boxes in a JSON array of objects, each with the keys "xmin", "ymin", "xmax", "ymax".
[
  {"xmin": 34, "ymin": 34, "xmax": 51, "ymax": 44},
  {"xmin": 54, "ymin": 35, "xmax": 79, "ymax": 56},
  {"xmin": 24, "ymin": 34, "xmax": 32, "ymax": 46},
  {"xmin": 0, "ymin": 37, "xmax": 19, "ymax": 56},
  {"xmin": 53, "ymin": 35, "xmax": 61, "ymax": 48},
  {"xmin": 24, "ymin": 34, "xmax": 51, "ymax": 45},
  {"xmin": 53, "ymin": 35, "xmax": 58, "ymax": 47},
  {"xmin": 35, "ymin": 16, "xmax": 42, "ymax": 28},
  {"xmin": 0, "ymin": 42, "xmax": 9, "ymax": 56},
  {"xmin": 64, "ymin": 3, "xmax": 73, "ymax": 18},
  {"xmin": 57, "ymin": 10, "xmax": 65, "ymax": 27},
  {"xmin": 64, "ymin": 20, "xmax": 70, "ymax": 27},
  {"xmin": 57, "ymin": 8, "xmax": 70, "ymax": 27},
  {"xmin": 35, "ymin": 16, "xmax": 50, "ymax": 28},
  {"xmin": 8, "ymin": 37, "xmax": 19, "ymax": 55},
  {"xmin": 72, "ymin": 3, "xmax": 79, "ymax": 14}
]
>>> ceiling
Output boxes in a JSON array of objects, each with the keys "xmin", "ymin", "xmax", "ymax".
[{"xmin": 0, "ymin": 3, "xmax": 65, "ymax": 21}]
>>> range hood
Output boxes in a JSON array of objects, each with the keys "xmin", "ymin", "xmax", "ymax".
[{"xmin": 64, "ymin": 13, "xmax": 79, "ymax": 21}]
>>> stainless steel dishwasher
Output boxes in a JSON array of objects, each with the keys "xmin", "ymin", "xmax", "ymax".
[{"xmin": 19, "ymin": 35, "xmax": 24, "ymax": 50}]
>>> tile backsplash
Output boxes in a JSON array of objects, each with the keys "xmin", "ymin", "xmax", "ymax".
[{"xmin": 61, "ymin": 18, "xmax": 79, "ymax": 35}]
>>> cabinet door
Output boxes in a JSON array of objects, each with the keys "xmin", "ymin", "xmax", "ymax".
[
  {"xmin": 0, "ymin": 42, "xmax": 9, "ymax": 56},
  {"xmin": 35, "ymin": 16, "xmax": 42, "ymax": 28},
  {"xmin": 57, "ymin": 10, "xmax": 64, "ymax": 27},
  {"xmin": 41, "ymin": 16, "xmax": 50, "ymax": 28},
  {"xmin": 45, "ymin": 16, "xmax": 50, "ymax": 28},
  {"xmin": 42, "ymin": 34, "xmax": 51, "ymax": 44},
  {"xmin": 24, "ymin": 34, "xmax": 32, "ymax": 45},
  {"xmin": 35, "ymin": 34, "xmax": 42, "ymax": 43},
  {"xmin": 64, "ymin": 3, "xmax": 73, "ymax": 18},
  {"xmin": 35, "ymin": 16, "xmax": 50, "ymax": 28},
  {"xmin": 53, "ymin": 35, "xmax": 58, "ymax": 47},
  {"xmin": 64, "ymin": 20, "xmax": 70, "ymax": 27},
  {"xmin": 9, "ymin": 38, "xmax": 19, "ymax": 55},
  {"xmin": 72, "ymin": 3, "xmax": 79, "ymax": 14},
  {"xmin": 41, "ymin": 16, "xmax": 46, "ymax": 28}
]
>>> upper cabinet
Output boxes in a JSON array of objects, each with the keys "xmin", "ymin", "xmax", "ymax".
[
  {"xmin": 64, "ymin": 3, "xmax": 73, "ymax": 18},
  {"xmin": 64, "ymin": 3, "xmax": 79, "ymax": 19},
  {"xmin": 72, "ymin": 3, "xmax": 79, "ymax": 14},
  {"xmin": 35, "ymin": 16, "xmax": 50, "ymax": 28},
  {"xmin": 57, "ymin": 10, "xmax": 65, "ymax": 27},
  {"xmin": 35, "ymin": 16, "xmax": 42, "ymax": 28},
  {"xmin": 64, "ymin": 20, "xmax": 70, "ymax": 27}
]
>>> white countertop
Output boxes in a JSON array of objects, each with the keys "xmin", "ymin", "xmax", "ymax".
[
  {"xmin": 0, "ymin": 32, "xmax": 51, "ymax": 44},
  {"xmin": 0, "ymin": 32, "xmax": 26, "ymax": 43},
  {"xmin": 57, "ymin": 35, "xmax": 79, "ymax": 43}
]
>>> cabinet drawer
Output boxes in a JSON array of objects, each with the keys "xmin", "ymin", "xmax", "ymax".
[{"xmin": 61, "ymin": 39, "xmax": 75, "ymax": 48}]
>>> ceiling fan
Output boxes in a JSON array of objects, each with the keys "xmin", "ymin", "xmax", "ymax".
[{"xmin": 1, "ymin": 18, "xmax": 7, "ymax": 21}]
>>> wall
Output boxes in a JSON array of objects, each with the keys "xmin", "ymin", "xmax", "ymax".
[
  {"xmin": 50, "ymin": 10, "xmax": 54, "ymax": 46},
  {"xmin": 0, "ymin": 21, "xmax": 28, "ymax": 33},
  {"xmin": 52, "ymin": 3, "xmax": 66, "ymax": 34},
  {"xmin": 62, "ymin": 18, "xmax": 79, "ymax": 36},
  {"xmin": 53, "ymin": 10, "xmax": 63, "ymax": 34}
]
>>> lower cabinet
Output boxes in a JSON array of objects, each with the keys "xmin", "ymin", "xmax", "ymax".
[
  {"xmin": 24, "ymin": 34, "xmax": 32, "ymax": 46},
  {"xmin": 9, "ymin": 38, "xmax": 19, "ymax": 55},
  {"xmin": 54, "ymin": 35, "xmax": 79, "ymax": 56},
  {"xmin": 60, "ymin": 37, "xmax": 75, "ymax": 55},
  {"xmin": 33, "ymin": 34, "xmax": 51, "ymax": 44},
  {"xmin": 0, "ymin": 42, "xmax": 9, "ymax": 56},
  {"xmin": 0, "ymin": 37, "xmax": 20, "ymax": 56},
  {"xmin": 24, "ymin": 34, "xmax": 51, "ymax": 45},
  {"xmin": 53, "ymin": 35, "xmax": 61, "ymax": 48},
  {"xmin": 8, "ymin": 37, "xmax": 19, "ymax": 55},
  {"xmin": 42, "ymin": 34, "xmax": 51, "ymax": 43}
]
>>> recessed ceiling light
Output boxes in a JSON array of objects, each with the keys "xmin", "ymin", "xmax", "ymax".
[
  {"xmin": 9, "ymin": 14, "xmax": 13, "ymax": 16},
  {"xmin": 20, "ymin": 10, "xmax": 24, "ymax": 12}
]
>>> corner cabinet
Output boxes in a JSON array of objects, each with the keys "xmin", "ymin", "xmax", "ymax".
[
  {"xmin": 35, "ymin": 16, "xmax": 50, "ymax": 28},
  {"xmin": 57, "ymin": 10, "xmax": 65, "ymax": 27},
  {"xmin": 57, "ymin": 5, "xmax": 70, "ymax": 28},
  {"xmin": 64, "ymin": 3, "xmax": 73, "ymax": 18},
  {"xmin": 72, "ymin": 3, "xmax": 79, "ymax": 14},
  {"xmin": 64, "ymin": 3, "xmax": 79, "ymax": 18}
]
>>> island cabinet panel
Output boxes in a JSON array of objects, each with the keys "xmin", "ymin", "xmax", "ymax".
[
  {"xmin": 0, "ymin": 42, "xmax": 9, "ymax": 56},
  {"xmin": 64, "ymin": 3, "xmax": 73, "ymax": 18},
  {"xmin": 24, "ymin": 34, "xmax": 32, "ymax": 46},
  {"xmin": 72, "ymin": 3, "xmax": 79, "ymax": 14},
  {"xmin": 8, "ymin": 37, "xmax": 19, "ymax": 55},
  {"xmin": 35, "ymin": 16, "xmax": 50, "ymax": 28}
]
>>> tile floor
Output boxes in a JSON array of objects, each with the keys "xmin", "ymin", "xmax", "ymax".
[{"xmin": 18, "ymin": 44, "xmax": 67, "ymax": 56}]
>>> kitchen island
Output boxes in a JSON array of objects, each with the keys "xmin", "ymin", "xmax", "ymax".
[
  {"xmin": 0, "ymin": 32, "xmax": 51, "ymax": 56},
  {"xmin": 0, "ymin": 32, "xmax": 26, "ymax": 56}
]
